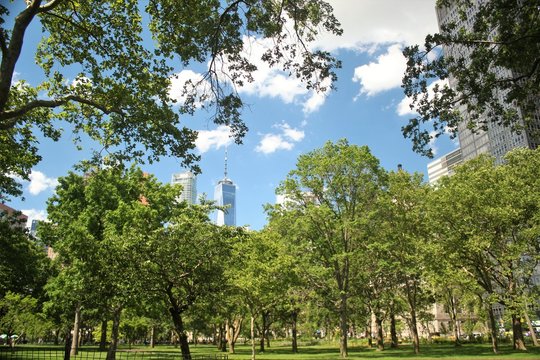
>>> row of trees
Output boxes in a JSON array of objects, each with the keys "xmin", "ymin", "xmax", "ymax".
[{"xmin": 2, "ymin": 140, "xmax": 539, "ymax": 359}]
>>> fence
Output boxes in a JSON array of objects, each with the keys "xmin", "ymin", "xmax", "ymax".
[{"xmin": 0, "ymin": 348, "xmax": 228, "ymax": 360}]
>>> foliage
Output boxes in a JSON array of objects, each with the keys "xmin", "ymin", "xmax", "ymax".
[
  {"xmin": 402, "ymin": 0, "xmax": 540, "ymax": 157},
  {"xmin": 0, "ymin": 292, "xmax": 52, "ymax": 343},
  {"xmin": 0, "ymin": 0, "xmax": 342, "ymax": 198}
]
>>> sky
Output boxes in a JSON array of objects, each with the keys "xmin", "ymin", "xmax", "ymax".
[{"xmin": 6, "ymin": 0, "xmax": 459, "ymax": 230}]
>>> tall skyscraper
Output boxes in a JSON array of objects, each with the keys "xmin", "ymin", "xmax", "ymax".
[
  {"xmin": 171, "ymin": 171, "xmax": 197, "ymax": 204},
  {"xmin": 214, "ymin": 151, "xmax": 236, "ymax": 226},
  {"xmin": 436, "ymin": 1, "xmax": 540, "ymax": 164}
]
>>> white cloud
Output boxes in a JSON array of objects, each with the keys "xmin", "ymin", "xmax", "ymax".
[
  {"xmin": 21, "ymin": 209, "xmax": 47, "ymax": 227},
  {"xmin": 255, "ymin": 122, "xmax": 305, "ymax": 154},
  {"xmin": 313, "ymin": 0, "xmax": 439, "ymax": 51},
  {"xmin": 396, "ymin": 79, "xmax": 449, "ymax": 116},
  {"xmin": 352, "ymin": 44, "xmax": 406, "ymax": 97},
  {"xmin": 195, "ymin": 125, "xmax": 233, "ymax": 154},
  {"xmin": 169, "ymin": 69, "xmax": 212, "ymax": 107},
  {"xmin": 27, "ymin": 170, "xmax": 58, "ymax": 195}
]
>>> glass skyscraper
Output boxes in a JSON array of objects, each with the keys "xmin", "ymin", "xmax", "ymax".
[
  {"xmin": 171, "ymin": 171, "xmax": 197, "ymax": 204},
  {"xmin": 214, "ymin": 151, "xmax": 236, "ymax": 226}
]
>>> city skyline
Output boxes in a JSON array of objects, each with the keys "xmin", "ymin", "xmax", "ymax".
[{"xmin": 5, "ymin": 1, "xmax": 459, "ymax": 230}]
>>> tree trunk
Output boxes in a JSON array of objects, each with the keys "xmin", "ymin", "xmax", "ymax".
[
  {"xmin": 512, "ymin": 314, "xmax": 527, "ymax": 350},
  {"xmin": 150, "ymin": 325, "xmax": 155, "ymax": 348},
  {"xmin": 448, "ymin": 292, "xmax": 461, "ymax": 346},
  {"xmin": 487, "ymin": 306, "xmax": 499, "ymax": 354},
  {"xmin": 99, "ymin": 320, "xmax": 108, "ymax": 351},
  {"xmin": 523, "ymin": 309, "xmax": 538, "ymax": 346},
  {"xmin": 169, "ymin": 307, "xmax": 191, "ymax": 360},
  {"xmin": 70, "ymin": 305, "xmax": 81, "ymax": 357},
  {"xmin": 259, "ymin": 312, "xmax": 266, "ymax": 352},
  {"xmin": 390, "ymin": 312, "xmax": 398, "ymax": 348},
  {"xmin": 106, "ymin": 306, "xmax": 122, "ymax": 360},
  {"xmin": 291, "ymin": 311, "xmax": 298, "ymax": 353},
  {"xmin": 339, "ymin": 293, "xmax": 348, "ymax": 358},
  {"xmin": 366, "ymin": 324, "xmax": 373, "ymax": 347},
  {"xmin": 250, "ymin": 315, "xmax": 256, "ymax": 360},
  {"xmin": 375, "ymin": 315, "xmax": 384, "ymax": 351},
  {"xmin": 218, "ymin": 323, "xmax": 226, "ymax": 352},
  {"xmin": 409, "ymin": 307, "xmax": 420, "ymax": 354}
]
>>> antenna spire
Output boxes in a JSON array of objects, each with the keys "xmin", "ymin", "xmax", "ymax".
[{"xmin": 224, "ymin": 148, "xmax": 228, "ymax": 179}]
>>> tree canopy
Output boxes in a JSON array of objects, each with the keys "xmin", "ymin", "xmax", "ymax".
[
  {"xmin": 0, "ymin": 0, "xmax": 342, "ymax": 198},
  {"xmin": 401, "ymin": 0, "xmax": 540, "ymax": 157}
]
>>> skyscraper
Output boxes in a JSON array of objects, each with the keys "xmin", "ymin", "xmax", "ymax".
[
  {"xmin": 427, "ymin": 148, "xmax": 462, "ymax": 184},
  {"xmin": 171, "ymin": 171, "xmax": 197, "ymax": 204},
  {"xmin": 436, "ymin": 1, "xmax": 540, "ymax": 164},
  {"xmin": 214, "ymin": 151, "xmax": 236, "ymax": 226}
]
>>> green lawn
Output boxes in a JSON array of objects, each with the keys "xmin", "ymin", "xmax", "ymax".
[{"xmin": 5, "ymin": 342, "xmax": 540, "ymax": 360}]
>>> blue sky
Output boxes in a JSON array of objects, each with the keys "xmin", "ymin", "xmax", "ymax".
[{"xmin": 7, "ymin": 0, "xmax": 458, "ymax": 230}]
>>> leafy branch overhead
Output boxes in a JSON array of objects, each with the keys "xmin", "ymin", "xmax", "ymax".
[
  {"xmin": 0, "ymin": 0, "xmax": 342, "ymax": 197},
  {"xmin": 401, "ymin": 0, "xmax": 539, "ymax": 157}
]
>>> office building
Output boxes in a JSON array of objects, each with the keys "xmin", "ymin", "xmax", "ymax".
[
  {"xmin": 436, "ymin": 0, "xmax": 540, "ymax": 164},
  {"xmin": 171, "ymin": 171, "xmax": 197, "ymax": 205},
  {"xmin": 214, "ymin": 152, "xmax": 236, "ymax": 226}
]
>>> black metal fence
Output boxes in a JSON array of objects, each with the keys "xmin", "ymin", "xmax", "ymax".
[{"xmin": 0, "ymin": 348, "xmax": 228, "ymax": 360}]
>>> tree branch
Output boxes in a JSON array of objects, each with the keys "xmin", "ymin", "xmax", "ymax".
[{"xmin": 0, "ymin": 95, "xmax": 123, "ymax": 130}]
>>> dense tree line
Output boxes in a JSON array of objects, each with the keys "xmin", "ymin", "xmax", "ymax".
[{"xmin": 2, "ymin": 143, "xmax": 539, "ymax": 359}]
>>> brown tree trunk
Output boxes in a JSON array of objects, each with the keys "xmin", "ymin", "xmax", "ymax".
[
  {"xmin": 487, "ymin": 306, "xmax": 499, "ymax": 354},
  {"xmin": 390, "ymin": 312, "xmax": 398, "ymax": 348},
  {"xmin": 99, "ymin": 320, "xmax": 108, "ymax": 351},
  {"xmin": 70, "ymin": 305, "xmax": 81, "ymax": 357},
  {"xmin": 150, "ymin": 325, "xmax": 155, "ymax": 348},
  {"xmin": 375, "ymin": 315, "xmax": 384, "ymax": 351},
  {"xmin": 512, "ymin": 314, "xmax": 527, "ymax": 351},
  {"xmin": 291, "ymin": 311, "xmax": 298, "ymax": 353},
  {"xmin": 106, "ymin": 306, "xmax": 122, "ymax": 360}
]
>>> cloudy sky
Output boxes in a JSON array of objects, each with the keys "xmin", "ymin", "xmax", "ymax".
[{"xmin": 7, "ymin": 0, "xmax": 458, "ymax": 230}]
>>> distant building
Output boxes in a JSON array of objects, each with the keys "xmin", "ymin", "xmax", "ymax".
[
  {"xmin": 171, "ymin": 171, "xmax": 197, "ymax": 205},
  {"xmin": 0, "ymin": 203, "xmax": 28, "ymax": 228},
  {"xmin": 214, "ymin": 151, "xmax": 236, "ymax": 226},
  {"xmin": 427, "ymin": 148, "xmax": 463, "ymax": 184}
]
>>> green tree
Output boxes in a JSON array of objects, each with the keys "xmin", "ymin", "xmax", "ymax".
[
  {"xmin": 401, "ymin": 0, "xmax": 539, "ymax": 157},
  {"xmin": 0, "ymin": 0, "xmax": 341, "ymax": 198},
  {"xmin": 277, "ymin": 139, "xmax": 387, "ymax": 358},
  {"xmin": 429, "ymin": 149, "xmax": 540, "ymax": 353}
]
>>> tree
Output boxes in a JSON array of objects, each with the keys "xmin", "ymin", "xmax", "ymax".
[
  {"xmin": 429, "ymin": 149, "xmax": 540, "ymax": 353},
  {"xmin": 126, "ymin": 202, "xmax": 241, "ymax": 360},
  {"xmin": 401, "ymin": 0, "xmax": 539, "ymax": 157},
  {"xmin": 0, "ymin": 0, "xmax": 341, "ymax": 198},
  {"xmin": 277, "ymin": 139, "xmax": 387, "ymax": 358}
]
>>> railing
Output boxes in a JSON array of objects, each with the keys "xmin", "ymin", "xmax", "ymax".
[{"xmin": 0, "ymin": 348, "xmax": 228, "ymax": 360}]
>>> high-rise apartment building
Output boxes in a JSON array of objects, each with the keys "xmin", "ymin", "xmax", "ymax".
[
  {"xmin": 436, "ymin": 0, "xmax": 540, "ymax": 164},
  {"xmin": 214, "ymin": 152, "xmax": 236, "ymax": 226},
  {"xmin": 171, "ymin": 171, "xmax": 197, "ymax": 205}
]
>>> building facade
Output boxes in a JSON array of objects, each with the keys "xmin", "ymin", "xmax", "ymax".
[
  {"xmin": 427, "ymin": 148, "xmax": 463, "ymax": 184},
  {"xmin": 214, "ymin": 178, "xmax": 236, "ymax": 226},
  {"xmin": 171, "ymin": 171, "xmax": 197, "ymax": 205}
]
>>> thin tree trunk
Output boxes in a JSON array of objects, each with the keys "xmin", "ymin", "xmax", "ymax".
[
  {"xmin": 250, "ymin": 315, "xmax": 256, "ymax": 360},
  {"xmin": 410, "ymin": 307, "xmax": 420, "ymax": 354},
  {"xmin": 106, "ymin": 306, "xmax": 122, "ymax": 360},
  {"xmin": 449, "ymin": 292, "xmax": 461, "ymax": 346},
  {"xmin": 512, "ymin": 314, "xmax": 527, "ymax": 350},
  {"xmin": 150, "ymin": 325, "xmax": 156, "ymax": 348},
  {"xmin": 339, "ymin": 293, "xmax": 348, "ymax": 358},
  {"xmin": 291, "ymin": 311, "xmax": 298, "ymax": 353},
  {"xmin": 375, "ymin": 315, "xmax": 384, "ymax": 351},
  {"xmin": 523, "ymin": 309, "xmax": 538, "ymax": 346},
  {"xmin": 70, "ymin": 305, "xmax": 81, "ymax": 357},
  {"xmin": 366, "ymin": 324, "xmax": 372, "ymax": 348},
  {"xmin": 390, "ymin": 312, "xmax": 398, "ymax": 348},
  {"xmin": 259, "ymin": 312, "xmax": 266, "ymax": 352},
  {"xmin": 487, "ymin": 305, "xmax": 499, "ymax": 354},
  {"xmin": 99, "ymin": 320, "xmax": 108, "ymax": 351}
]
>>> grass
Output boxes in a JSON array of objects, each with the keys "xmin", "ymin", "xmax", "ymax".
[{"xmin": 4, "ymin": 341, "xmax": 540, "ymax": 360}]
